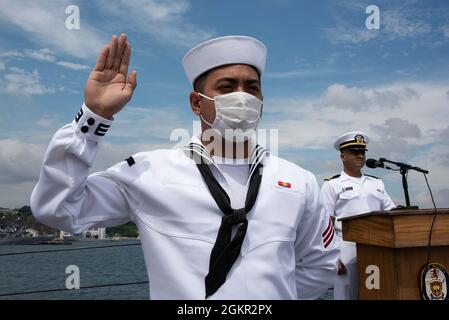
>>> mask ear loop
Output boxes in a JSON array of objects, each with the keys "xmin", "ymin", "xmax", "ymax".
[
  {"xmin": 196, "ymin": 92, "xmax": 215, "ymax": 127},
  {"xmin": 200, "ymin": 114, "xmax": 214, "ymax": 127},
  {"xmin": 196, "ymin": 92, "xmax": 215, "ymax": 101}
]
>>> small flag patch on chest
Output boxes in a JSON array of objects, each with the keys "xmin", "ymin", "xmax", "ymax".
[{"xmin": 278, "ymin": 181, "xmax": 291, "ymax": 188}]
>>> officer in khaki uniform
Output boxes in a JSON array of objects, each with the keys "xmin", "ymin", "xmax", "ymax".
[{"xmin": 320, "ymin": 131, "xmax": 395, "ymax": 300}]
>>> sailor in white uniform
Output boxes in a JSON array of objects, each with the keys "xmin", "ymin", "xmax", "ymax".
[
  {"xmin": 320, "ymin": 131, "xmax": 395, "ymax": 300},
  {"xmin": 31, "ymin": 34, "xmax": 338, "ymax": 299}
]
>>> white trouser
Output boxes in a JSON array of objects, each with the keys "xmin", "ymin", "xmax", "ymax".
[{"xmin": 334, "ymin": 239, "xmax": 359, "ymax": 300}]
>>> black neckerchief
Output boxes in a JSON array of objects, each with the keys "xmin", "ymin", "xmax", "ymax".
[{"xmin": 186, "ymin": 142, "xmax": 265, "ymax": 298}]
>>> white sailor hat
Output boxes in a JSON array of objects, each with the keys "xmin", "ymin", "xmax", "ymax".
[
  {"xmin": 182, "ymin": 35, "xmax": 267, "ymax": 86},
  {"xmin": 334, "ymin": 131, "xmax": 369, "ymax": 151}
]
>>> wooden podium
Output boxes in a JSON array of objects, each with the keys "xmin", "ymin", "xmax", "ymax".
[{"xmin": 340, "ymin": 208, "xmax": 449, "ymax": 300}]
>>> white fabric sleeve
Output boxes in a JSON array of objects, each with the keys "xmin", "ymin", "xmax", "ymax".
[
  {"xmin": 320, "ymin": 180, "xmax": 343, "ymax": 251},
  {"xmin": 295, "ymin": 172, "xmax": 339, "ymax": 299},
  {"xmin": 320, "ymin": 180, "xmax": 338, "ymax": 224},
  {"xmin": 380, "ymin": 180, "xmax": 396, "ymax": 210},
  {"xmin": 320, "ymin": 181, "xmax": 342, "ymax": 236},
  {"xmin": 30, "ymin": 103, "xmax": 134, "ymax": 234}
]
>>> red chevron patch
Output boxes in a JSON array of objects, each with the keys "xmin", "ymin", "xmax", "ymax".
[{"xmin": 322, "ymin": 217, "xmax": 334, "ymax": 249}]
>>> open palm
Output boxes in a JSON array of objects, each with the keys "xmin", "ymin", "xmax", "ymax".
[{"xmin": 84, "ymin": 34, "xmax": 137, "ymax": 119}]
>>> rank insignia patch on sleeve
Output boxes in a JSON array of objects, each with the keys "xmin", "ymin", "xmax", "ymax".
[{"xmin": 322, "ymin": 217, "xmax": 334, "ymax": 249}]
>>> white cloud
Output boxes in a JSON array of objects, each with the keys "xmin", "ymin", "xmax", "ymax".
[
  {"xmin": 266, "ymin": 68, "xmax": 338, "ymax": 79},
  {"xmin": 326, "ymin": 52, "xmax": 342, "ymax": 65},
  {"xmin": 0, "ymin": 139, "xmax": 45, "ymax": 184},
  {"xmin": 368, "ymin": 118, "xmax": 422, "ymax": 157},
  {"xmin": 371, "ymin": 118, "xmax": 421, "ymax": 139},
  {"xmin": 125, "ymin": 0, "xmax": 189, "ymax": 21},
  {"xmin": 321, "ymin": 84, "xmax": 371, "ymax": 111},
  {"xmin": 433, "ymin": 189, "xmax": 449, "ymax": 207},
  {"xmin": 257, "ymin": 80, "xmax": 449, "ymax": 209},
  {"xmin": 56, "ymin": 61, "xmax": 89, "ymax": 71},
  {"xmin": 319, "ymin": 84, "xmax": 419, "ymax": 113},
  {"xmin": 325, "ymin": 5, "xmax": 433, "ymax": 45},
  {"xmin": 0, "ymin": 48, "xmax": 91, "ymax": 71},
  {"xmin": 1, "ymin": 67, "xmax": 56, "ymax": 95},
  {"xmin": 0, "ymin": 0, "xmax": 213, "ymax": 64},
  {"xmin": 0, "ymin": 60, "xmax": 5, "ymax": 70},
  {"xmin": 262, "ymin": 81, "xmax": 449, "ymax": 152},
  {"xmin": 383, "ymin": 10, "xmax": 432, "ymax": 39},
  {"xmin": 0, "ymin": 51, "xmax": 24, "ymax": 59},
  {"xmin": 405, "ymin": 142, "xmax": 449, "ymax": 208},
  {"xmin": 324, "ymin": 25, "xmax": 378, "ymax": 44},
  {"xmin": 0, "ymin": 0, "xmax": 105, "ymax": 58},
  {"xmin": 441, "ymin": 24, "xmax": 449, "ymax": 38},
  {"xmin": 0, "ymin": 181, "xmax": 38, "ymax": 209},
  {"xmin": 439, "ymin": 125, "xmax": 449, "ymax": 141},
  {"xmin": 99, "ymin": 0, "xmax": 214, "ymax": 47},
  {"xmin": 22, "ymin": 49, "xmax": 90, "ymax": 70},
  {"xmin": 35, "ymin": 115, "xmax": 64, "ymax": 131},
  {"xmin": 23, "ymin": 48, "xmax": 56, "ymax": 62}
]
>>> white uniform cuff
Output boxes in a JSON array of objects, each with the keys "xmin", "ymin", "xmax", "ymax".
[{"xmin": 72, "ymin": 103, "xmax": 113, "ymax": 142}]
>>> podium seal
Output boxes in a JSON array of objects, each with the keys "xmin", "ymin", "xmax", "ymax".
[{"xmin": 420, "ymin": 263, "xmax": 448, "ymax": 300}]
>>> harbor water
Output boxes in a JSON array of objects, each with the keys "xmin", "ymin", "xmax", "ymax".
[
  {"xmin": 1, "ymin": 239, "xmax": 333, "ymax": 300},
  {"xmin": 0, "ymin": 240, "xmax": 149, "ymax": 300}
]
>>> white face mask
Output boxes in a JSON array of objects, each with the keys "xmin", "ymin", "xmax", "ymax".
[{"xmin": 197, "ymin": 91, "xmax": 263, "ymax": 141}]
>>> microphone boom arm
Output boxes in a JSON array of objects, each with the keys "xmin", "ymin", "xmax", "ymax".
[
  {"xmin": 378, "ymin": 158, "xmax": 429, "ymax": 208},
  {"xmin": 379, "ymin": 158, "xmax": 429, "ymax": 174}
]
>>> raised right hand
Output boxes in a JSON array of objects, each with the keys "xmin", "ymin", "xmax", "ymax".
[{"xmin": 84, "ymin": 33, "xmax": 137, "ymax": 120}]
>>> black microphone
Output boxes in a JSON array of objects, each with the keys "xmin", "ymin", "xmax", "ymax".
[{"xmin": 366, "ymin": 158, "xmax": 384, "ymax": 169}]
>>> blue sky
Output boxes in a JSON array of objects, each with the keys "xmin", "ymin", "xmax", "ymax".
[{"xmin": 0, "ymin": 0, "xmax": 448, "ymax": 208}]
